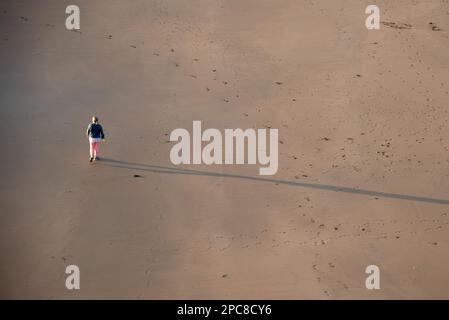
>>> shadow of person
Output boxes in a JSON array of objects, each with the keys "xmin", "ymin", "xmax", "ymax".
[{"xmin": 96, "ymin": 158, "xmax": 449, "ymax": 205}]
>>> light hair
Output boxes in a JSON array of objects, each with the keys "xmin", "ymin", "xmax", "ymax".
[{"xmin": 92, "ymin": 116, "xmax": 98, "ymax": 123}]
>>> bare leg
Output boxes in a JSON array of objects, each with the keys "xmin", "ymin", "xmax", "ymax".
[
  {"xmin": 93, "ymin": 142, "xmax": 100, "ymax": 159},
  {"xmin": 89, "ymin": 142, "xmax": 95, "ymax": 159}
]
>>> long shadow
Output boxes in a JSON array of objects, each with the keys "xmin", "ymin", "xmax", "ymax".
[{"xmin": 97, "ymin": 158, "xmax": 449, "ymax": 205}]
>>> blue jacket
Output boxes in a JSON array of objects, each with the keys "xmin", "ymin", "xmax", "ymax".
[{"xmin": 87, "ymin": 123, "xmax": 105, "ymax": 139}]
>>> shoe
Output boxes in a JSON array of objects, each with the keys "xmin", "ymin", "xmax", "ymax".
[
  {"xmin": 94, "ymin": 157, "xmax": 99, "ymax": 161},
  {"xmin": 89, "ymin": 157, "xmax": 94, "ymax": 162}
]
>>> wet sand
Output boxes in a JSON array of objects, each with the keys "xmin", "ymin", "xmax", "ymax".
[{"xmin": 1, "ymin": 0, "xmax": 449, "ymax": 299}]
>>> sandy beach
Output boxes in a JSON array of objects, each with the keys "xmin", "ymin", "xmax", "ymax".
[{"xmin": 1, "ymin": 0, "xmax": 449, "ymax": 299}]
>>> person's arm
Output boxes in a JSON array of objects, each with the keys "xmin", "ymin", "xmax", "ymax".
[
  {"xmin": 100, "ymin": 126, "xmax": 105, "ymax": 140},
  {"xmin": 86, "ymin": 124, "xmax": 92, "ymax": 137}
]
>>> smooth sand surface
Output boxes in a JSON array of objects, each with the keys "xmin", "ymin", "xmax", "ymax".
[{"xmin": 1, "ymin": 0, "xmax": 449, "ymax": 299}]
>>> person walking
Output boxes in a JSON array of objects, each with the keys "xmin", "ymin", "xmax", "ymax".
[{"xmin": 86, "ymin": 116, "xmax": 105, "ymax": 162}]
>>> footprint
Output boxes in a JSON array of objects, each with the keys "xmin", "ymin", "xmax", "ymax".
[
  {"xmin": 429, "ymin": 23, "xmax": 442, "ymax": 31},
  {"xmin": 381, "ymin": 21, "xmax": 412, "ymax": 29}
]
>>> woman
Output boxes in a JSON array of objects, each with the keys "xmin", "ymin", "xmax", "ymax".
[{"xmin": 86, "ymin": 116, "xmax": 105, "ymax": 162}]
